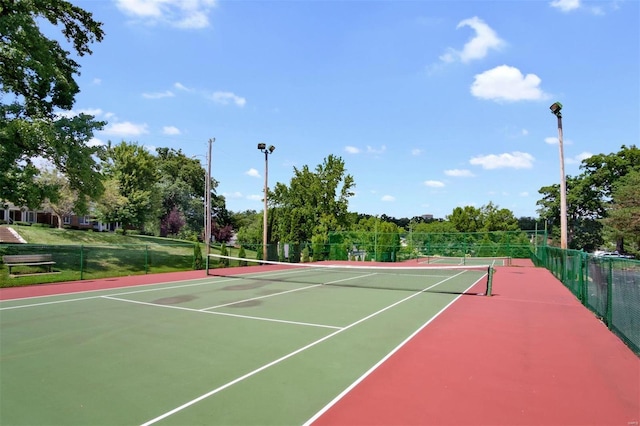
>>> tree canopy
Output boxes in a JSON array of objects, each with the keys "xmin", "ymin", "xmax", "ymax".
[
  {"xmin": 0, "ymin": 0, "xmax": 105, "ymax": 209},
  {"xmin": 537, "ymin": 145, "xmax": 640, "ymax": 253},
  {"xmin": 271, "ymin": 154, "xmax": 355, "ymax": 243}
]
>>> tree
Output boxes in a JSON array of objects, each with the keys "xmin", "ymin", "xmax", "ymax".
[
  {"xmin": 479, "ymin": 202, "xmax": 519, "ymax": 232},
  {"xmin": 537, "ymin": 176, "xmax": 604, "ymax": 250},
  {"xmin": 37, "ymin": 169, "xmax": 76, "ymax": 228},
  {"xmin": 0, "ymin": 0, "xmax": 106, "ymax": 208},
  {"xmin": 602, "ymin": 170, "xmax": 640, "ymax": 254},
  {"xmin": 100, "ymin": 142, "xmax": 160, "ymax": 230},
  {"xmin": 271, "ymin": 155, "xmax": 355, "ymax": 243},
  {"xmin": 537, "ymin": 145, "xmax": 640, "ymax": 251},
  {"xmin": 447, "ymin": 206, "xmax": 483, "ymax": 232}
]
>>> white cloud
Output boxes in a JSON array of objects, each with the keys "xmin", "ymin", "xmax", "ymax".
[
  {"xmin": 381, "ymin": 195, "xmax": 395, "ymax": 202},
  {"xmin": 550, "ymin": 0, "xmax": 581, "ymax": 12},
  {"xmin": 247, "ymin": 194, "xmax": 262, "ymax": 201},
  {"xmin": 544, "ymin": 136, "xmax": 558, "ymax": 145},
  {"xmin": 566, "ymin": 151, "xmax": 594, "ymax": 164},
  {"xmin": 519, "ymin": 191, "xmax": 529, "ymax": 197},
  {"xmin": 114, "ymin": 0, "xmax": 217, "ymax": 29},
  {"xmin": 471, "ymin": 65, "xmax": 549, "ymax": 102},
  {"xmin": 411, "ymin": 148, "xmax": 423, "ymax": 156},
  {"xmin": 222, "ymin": 191, "xmax": 243, "ymax": 199},
  {"xmin": 174, "ymin": 82, "xmax": 192, "ymax": 92},
  {"xmin": 55, "ymin": 108, "xmax": 104, "ymax": 119},
  {"xmin": 424, "ymin": 180, "xmax": 445, "ymax": 188},
  {"xmin": 345, "ymin": 146, "xmax": 361, "ymax": 154},
  {"xmin": 87, "ymin": 137, "xmax": 104, "ymax": 147},
  {"xmin": 162, "ymin": 126, "xmax": 181, "ymax": 135},
  {"xmin": 522, "ymin": 129, "xmax": 529, "ymax": 136},
  {"xmin": 245, "ymin": 168, "xmax": 260, "ymax": 178},
  {"xmin": 469, "ymin": 152, "xmax": 534, "ymax": 169},
  {"xmin": 445, "ymin": 169, "xmax": 475, "ymax": 177},
  {"xmin": 440, "ymin": 16, "xmax": 505, "ymax": 64},
  {"xmin": 545, "ymin": 136, "xmax": 558, "ymax": 145},
  {"xmin": 367, "ymin": 145, "xmax": 386, "ymax": 155},
  {"xmin": 143, "ymin": 90, "xmax": 174, "ymax": 99},
  {"xmin": 545, "ymin": 136, "xmax": 573, "ymax": 146},
  {"xmin": 212, "ymin": 91, "xmax": 246, "ymax": 107},
  {"xmin": 92, "ymin": 78, "xmax": 102, "ymax": 85},
  {"xmin": 103, "ymin": 121, "xmax": 149, "ymax": 136}
]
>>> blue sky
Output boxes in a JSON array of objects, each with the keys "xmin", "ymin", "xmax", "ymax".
[{"xmin": 63, "ymin": 0, "xmax": 639, "ymax": 219}]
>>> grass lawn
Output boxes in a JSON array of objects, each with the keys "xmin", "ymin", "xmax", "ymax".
[{"xmin": 0, "ymin": 226, "xmax": 216, "ymax": 287}]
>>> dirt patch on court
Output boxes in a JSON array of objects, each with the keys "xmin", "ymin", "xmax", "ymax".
[
  {"xmin": 152, "ymin": 295, "xmax": 197, "ymax": 305},
  {"xmin": 228, "ymin": 299, "xmax": 261, "ymax": 308},
  {"xmin": 222, "ymin": 282, "xmax": 266, "ymax": 291}
]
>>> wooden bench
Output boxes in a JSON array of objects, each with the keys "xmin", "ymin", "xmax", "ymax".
[{"xmin": 3, "ymin": 254, "xmax": 56, "ymax": 276}]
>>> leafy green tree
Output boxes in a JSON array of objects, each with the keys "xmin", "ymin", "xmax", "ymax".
[
  {"xmin": 537, "ymin": 145, "xmax": 639, "ymax": 251},
  {"xmin": 93, "ymin": 178, "xmax": 131, "ymax": 228},
  {"xmin": 100, "ymin": 142, "xmax": 160, "ymax": 231},
  {"xmin": 36, "ymin": 169, "xmax": 77, "ymax": 228},
  {"xmin": 537, "ymin": 176, "xmax": 604, "ymax": 249},
  {"xmin": 234, "ymin": 211, "xmax": 263, "ymax": 246},
  {"xmin": 447, "ymin": 206, "xmax": 483, "ymax": 232},
  {"xmin": 480, "ymin": 202, "xmax": 519, "ymax": 232},
  {"xmin": 0, "ymin": 0, "xmax": 105, "ymax": 208},
  {"xmin": 271, "ymin": 154, "xmax": 355, "ymax": 244},
  {"xmin": 602, "ymin": 170, "xmax": 640, "ymax": 254}
]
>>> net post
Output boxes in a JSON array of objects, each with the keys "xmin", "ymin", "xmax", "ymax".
[{"xmin": 486, "ymin": 266, "xmax": 494, "ymax": 296}]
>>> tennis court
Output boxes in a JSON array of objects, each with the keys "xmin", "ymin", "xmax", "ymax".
[{"xmin": 0, "ymin": 259, "xmax": 492, "ymax": 425}]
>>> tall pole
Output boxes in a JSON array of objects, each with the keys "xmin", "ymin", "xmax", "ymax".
[
  {"xmin": 205, "ymin": 138, "xmax": 214, "ymax": 271},
  {"xmin": 550, "ymin": 102, "xmax": 567, "ymax": 250},
  {"xmin": 263, "ymin": 149, "xmax": 268, "ymax": 261},
  {"xmin": 557, "ymin": 114, "xmax": 567, "ymax": 249},
  {"xmin": 258, "ymin": 144, "xmax": 275, "ymax": 261}
]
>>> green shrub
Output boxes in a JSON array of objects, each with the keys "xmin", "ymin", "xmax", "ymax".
[
  {"xmin": 219, "ymin": 244, "xmax": 229, "ymax": 266},
  {"xmin": 301, "ymin": 246, "xmax": 310, "ymax": 263},
  {"xmin": 238, "ymin": 246, "xmax": 247, "ymax": 266},
  {"xmin": 193, "ymin": 243, "xmax": 203, "ymax": 270}
]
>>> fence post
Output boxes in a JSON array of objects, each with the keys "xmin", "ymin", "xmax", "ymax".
[
  {"xmin": 606, "ymin": 258, "xmax": 613, "ymax": 327},
  {"xmin": 145, "ymin": 245, "xmax": 149, "ymax": 274},
  {"xmin": 80, "ymin": 245, "xmax": 84, "ymax": 281}
]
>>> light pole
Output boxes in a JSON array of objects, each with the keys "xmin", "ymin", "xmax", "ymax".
[
  {"xmin": 205, "ymin": 138, "xmax": 214, "ymax": 272},
  {"xmin": 258, "ymin": 143, "xmax": 275, "ymax": 261},
  {"xmin": 550, "ymin": 102, "xmax": 567, "ymax": 249}
]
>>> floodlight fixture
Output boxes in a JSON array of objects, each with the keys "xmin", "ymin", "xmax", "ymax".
[
  {"xmin": 268, "ymin": 145, "xmax": 275, "ymax": 153},
  {"xmin": 550, "ymin": 102, "xmax": 563, "ymax": 117},
  {"xmin": 257, "ymin": 143, "xmax": 266, "ymax": 150}
]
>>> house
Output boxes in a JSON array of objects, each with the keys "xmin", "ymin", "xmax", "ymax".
[{"xmin": 1, "ymin": 201, "xmax": 113, "ymax": 231}]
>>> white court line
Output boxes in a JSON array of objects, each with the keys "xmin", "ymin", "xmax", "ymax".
[
  {"xmin": 202, "ymin": 284, "xmax": 322, "ymax": 310},
  {"xmin": 0, "ymin": 266, "xmax": 314, "ymax": 309},
  {"xmin": 0, "ymin": 277, "xmax": 237, "ymax": 311},
  {"xmin": 102, "ymin": 296, "xmax": 342, "ymax": 330},
  {"xmin": 203, "ymin": 272, "xmax": 378, "ymax": 310},
  {"xmin": 302, "ymin": 273, "xmax": 486, "ymax": 426},
  {"xmin": 139, "ymin": 269, "xmax": 475, "ymax": 426}
]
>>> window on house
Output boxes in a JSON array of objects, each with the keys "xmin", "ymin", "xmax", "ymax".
[
  {"xmin": 63, "ymin": 216, "xmax": 71, "ymax": 225},
  {"xmin": 79, "ymin": 216, "xmax": 91, "ymax": 225},
  {"xmin": 27, "ymin": 211, "xmax": 36, "ymax": 223}
]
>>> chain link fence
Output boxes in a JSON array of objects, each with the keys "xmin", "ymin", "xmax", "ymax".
[{"xmin": 533, "ymin": 246, "xmax": 640, "ymax": 354}]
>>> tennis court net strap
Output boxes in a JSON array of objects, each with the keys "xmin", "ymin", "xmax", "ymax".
[{"xmin": 207, "ymin": 254, "xmax": 495, "ymax": 296}]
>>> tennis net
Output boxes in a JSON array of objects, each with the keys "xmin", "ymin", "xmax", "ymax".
[{"xmin": 207, "ymin": 254, "xmax": 496, "ymax": 296}]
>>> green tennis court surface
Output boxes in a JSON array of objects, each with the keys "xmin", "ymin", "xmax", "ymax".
[{"xmin": 0, "ymin": 262, "xmax": 488, "ymax": 425}]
